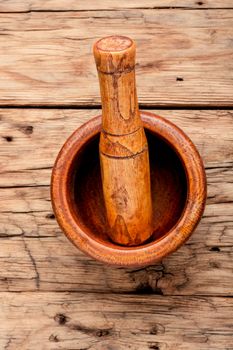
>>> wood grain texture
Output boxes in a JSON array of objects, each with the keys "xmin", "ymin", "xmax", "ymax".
[
  {"xmin": 51, "ymin": 112, "xmax": 206, "ymax": 266},
  {"xmin": 0, "ymin": 2, "xmax": 232, "ymax": 347},
  {"xmin": 0, "ymin": 10, "xmax": 232, "ymax": 106},
  {"xmin": 1, "ymin": 108, "xmax": 232, "ymax": 174},
  {"xmin": 94, "ymin": 36, "xmax": 153, "ymax": 246},
  {"xmin": 0, "ymin": 108, "xmax": 232, "ymax": 293},
  {"xmin": 1, "ymin": 0, "xmax": 233, "ymax": 12},
  {"xmin": 1, "ymin": 293, "xmax": 233, "ymax": 350}
]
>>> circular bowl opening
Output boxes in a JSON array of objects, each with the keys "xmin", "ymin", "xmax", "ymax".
[
  {"xmin": 51, "ymin": 112, "xmax": 206, "ymax": 266},
  {"xmin": 71, "ymin": 129, "xmax": 188, "ymax": 245}
]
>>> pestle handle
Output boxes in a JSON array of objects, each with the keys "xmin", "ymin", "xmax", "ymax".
[{"xmin": 93, "ymin": 36, "xmax": 153, "ymax": 246}]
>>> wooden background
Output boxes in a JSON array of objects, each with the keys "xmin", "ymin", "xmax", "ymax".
[{"xmin": 0, "ymin": 1, "xmax": 233, "ymax": 349}]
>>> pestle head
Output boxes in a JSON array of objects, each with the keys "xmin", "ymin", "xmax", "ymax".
[
  {"xmin": 95, "ymin": 35, "xmax": 133, "ymax": 52},
  {"xmin": 93, "ymin": 35, "xmax": 136, "ymax": 74}
]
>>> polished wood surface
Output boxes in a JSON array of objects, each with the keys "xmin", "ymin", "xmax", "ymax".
[
  {"xmin": 94, "ymin": 36, "xmax": 153, "ymax": 245},
  {"xmin": 51, "ymin": 111, "xmax": 206, "ymax": 266},
  {"xmin": 73, "ymin": 118, "xmax": 187, "ymax": 244}
]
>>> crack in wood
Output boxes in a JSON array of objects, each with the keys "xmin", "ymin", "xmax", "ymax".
[
  {"xmin": 22, "ymin": 237, "xmax": 40, "ymax": 289},
  {"xmin": 0, "ymin": 184, "xmax": 49, "ymax": 189},
  {"xmin": 100, "ymin": 146, "xmax": 148, "ymax": 159}
]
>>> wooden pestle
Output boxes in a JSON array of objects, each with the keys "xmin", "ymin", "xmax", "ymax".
[{"xmin": 93, "ymin": 35, "xmax": 153, "ymax": 246}]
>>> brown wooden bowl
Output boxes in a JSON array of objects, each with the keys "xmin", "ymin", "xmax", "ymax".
[{"xmin": 51, "ymin": 111, "xmax": 206, "ymax": 267}]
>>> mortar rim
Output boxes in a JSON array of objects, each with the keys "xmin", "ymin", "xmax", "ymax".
[{"xmin": 51, "ymin": 112, "xmax": 206, "ymax": 267}]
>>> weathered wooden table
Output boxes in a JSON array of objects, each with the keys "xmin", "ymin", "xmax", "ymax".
[{"xmin": 0, "ymin": 1, "xmax": 232, "ymax": 349}]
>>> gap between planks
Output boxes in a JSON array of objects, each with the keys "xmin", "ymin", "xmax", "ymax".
[
  {"xmin": 0, "ymin": 290, "xmax": 232, "ymax": 297},
  {"xmin": 1, "ymin": 7, "xmax": 233, "ymax": 14},
  {"xmin": 0, "ymin": 105, "xmax": 233, "ymax": 110}
]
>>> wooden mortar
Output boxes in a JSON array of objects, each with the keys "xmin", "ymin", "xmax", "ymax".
[{"xmin": 51, "ymin": 36, "xmax": 206, "ymax": 267}]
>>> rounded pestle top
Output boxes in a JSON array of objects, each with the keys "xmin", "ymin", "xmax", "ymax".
[
  {"xmin": 95, "ymin": 35, "xmax": 133, "ymax": 52},
  {"xmin": 93, "ymin": 35, "xmax": 136, "ymax": 74}
]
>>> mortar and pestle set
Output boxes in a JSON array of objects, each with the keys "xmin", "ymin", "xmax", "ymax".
[{"xmin": 51, "ymin": 36, "xmax": 206, "ymax": 267}]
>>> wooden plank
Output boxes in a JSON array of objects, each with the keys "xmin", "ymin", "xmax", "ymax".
[
  {"xmin": 1, "ymin": 109, "xmax": 233, "ymax": 175},
  {"xmin": 0, "ymin": 10, "xmax": 232, "ymax": 107},
  {"xmin": 0, "ymin": 108, "xmax": 232, "ymax": 294},
  {"xmin": 1, "ymin": 293, "xmax": 232, "ymax": 350},
  {"xmin": 0, "ymin": 214, "xmax": 232, "ymax": 294},
  {"xmin": 1, "ymin": 0, "xmax": 233, "ymax": 12}
]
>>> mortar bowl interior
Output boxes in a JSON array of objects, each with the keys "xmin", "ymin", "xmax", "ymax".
[
  {"xmin": 51, "ymin": 112, "xmax": 206, "ymax": 267},
  {"xmin": 72, "ymin": 130, "xmax": 187, "ymax": 244}
]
